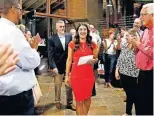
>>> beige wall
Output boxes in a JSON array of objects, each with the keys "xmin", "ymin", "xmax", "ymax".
[
  {"xmin": 87, "ymin": 0, "xmax": 100, "ymax": 28},
  {"xmin": 67, "ymin": 0, "xmax": 87, "ymax": 19}
]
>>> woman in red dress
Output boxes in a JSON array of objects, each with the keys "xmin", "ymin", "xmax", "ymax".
[{"xmin": 65, "ymin": 24, "xmax": 98, "ymax": 115}]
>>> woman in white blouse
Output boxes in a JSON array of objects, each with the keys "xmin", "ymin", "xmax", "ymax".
[{"xmin": 103, "ymin": 29, "xmax": 118, "ymax": 88}]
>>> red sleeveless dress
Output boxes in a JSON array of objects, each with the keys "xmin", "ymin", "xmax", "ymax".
[{"xmin": 69, "ymin": 41, "xmax": 96, "ymax": 101}]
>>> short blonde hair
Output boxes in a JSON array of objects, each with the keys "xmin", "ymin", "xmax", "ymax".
[
  {"xmin": 56, "ymin": 20, "xmax": 64, "ymax": 26},
  {"xmin": 17, "ymin": 24, "xmax": 26, "ymax": 33},
  {"xmin": 142, "ymin": 3, "xmax": 154, "ymax": 14},
  {"xmin": 128, "ymin": 28, "xmax": 137, "ymax": 36}
]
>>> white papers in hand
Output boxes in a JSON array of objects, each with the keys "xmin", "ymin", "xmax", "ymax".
[{"xmin": 78, "ymin": 55, "xmax": 93, "ymax": 66}]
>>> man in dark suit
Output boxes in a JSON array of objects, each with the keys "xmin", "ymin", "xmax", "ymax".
[{"xmin": 48, "ymin": 20, "xmax": 75, "ymax": 110}]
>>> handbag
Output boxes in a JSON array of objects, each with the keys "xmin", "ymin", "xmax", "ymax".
[
  {"xmin": 97, "ymin": 60, "xmax": 105, "ymax": 75},
  {"xmin": 32, "ymin": 77, "xmax": 42, "ymax": 105}
]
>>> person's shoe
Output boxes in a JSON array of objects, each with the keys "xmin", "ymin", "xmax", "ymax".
[
  {"xmin": 35, "ymin": 70, "xmax": 42, "ymax": 75},
  {"xmin": 123, "ymin": 99, "xmax": 127, "ymax": 102},
  {"xmin": 56, "ymin": 102, "xmax": 62, "ymax": 109},
  {"xmin": 104, "ymin": 83, "xmax": 108, "ymax": 88},
  {"xmin": 66, "ymin": 104, "xmax": 76, "ymax": 111},
  {"xmin": 108, "ymin": 83, "xmax": 113, "ymax": 88},
  {"xmin": 92, "ymin": 93, "xmax": 96, "ymax": 96}
]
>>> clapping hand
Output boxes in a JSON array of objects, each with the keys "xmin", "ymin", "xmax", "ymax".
[
  {"xmin": 29, "ymin": 33, "xmax": 41, "ymax": 49},
  {"xmin": 0, "ymin": 44, "xmax": 19, "ymax": 76},
  {"xmin": 117, "ymin": 34, "xmax": 121, "ymax": 43},
  {"xmin": 111, "ymin": 39, "xmax": 115, "ymax": 44},
  {"xmin": 131, "ymin": 33, "xmax": 140, "ymax": 49}
]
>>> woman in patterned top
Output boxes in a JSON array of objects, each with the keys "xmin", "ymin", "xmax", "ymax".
[{"xmin": 115, "ymin": 29, "xmax": 140, "ymax": 116}]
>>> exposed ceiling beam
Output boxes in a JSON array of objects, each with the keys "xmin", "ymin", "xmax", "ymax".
[
  {"xmin": 29, "ymin": 0, "xmax": 56, "ymax": 11},
  {"xmin": 29, "ymin": 0, "xmax": 45, "ymax": 10},
  {"xmin": 22, "ymin": 10, "xmax": 30, "ymax": 15},
  {"xmin": 23, "ymin": 0, "xmax": 38, "ymax": 10},
  {"xmin": 22, "ymin": 10, "xmax": 67, "ymax": 18},
  {"xmin": 46, "ymin": 0, "xmax": 51, "ymax": 14},
  {"xmin": 28, "ymin": 0, "xmax": 46, "ymax": 10},
  {"xmin": 22, "ymin": 0, "xmax": 27, "ymax": 4},
  {"xmin": 52, "ymin": 0, "xmax": 64, "ymax": 10},
  {"xmin": 35, "ymin": 12, "xmax": 67, "ymax": 18},
  {"xmin": 38, "ymin": 0, "xmax": 57, "ymax": 12}
]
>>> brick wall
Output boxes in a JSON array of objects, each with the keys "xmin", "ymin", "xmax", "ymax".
[{"xmin": 67, "ymin": 0, "xmax": 87, "ymax": 19}]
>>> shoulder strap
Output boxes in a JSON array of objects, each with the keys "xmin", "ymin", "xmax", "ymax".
[{"xmin": 105, "ymin": 42, "xmax": 112, "ymax": 52}]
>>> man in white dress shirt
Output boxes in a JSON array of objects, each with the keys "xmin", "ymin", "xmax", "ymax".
[{"xmin": 0, "ymin": 0, "xmax": 40, "ymax": 114}]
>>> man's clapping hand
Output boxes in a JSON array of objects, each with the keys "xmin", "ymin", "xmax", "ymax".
[{"xmin": 0, "ymin": 44, "xmax": 19, "ymax": 76}]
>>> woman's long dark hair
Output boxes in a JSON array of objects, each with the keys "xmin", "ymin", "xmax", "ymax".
[{"xmin": 74, "ymin": 23, "xmax": 93, "ymax": 52}]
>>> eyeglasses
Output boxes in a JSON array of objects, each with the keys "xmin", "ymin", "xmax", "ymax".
[
  {"xmin": 59, "ymin": 26, "xmax": 65, "ymax": 28},
  {"xmin": 13, "ymin": 6, "xmax": 24, "ymax": 13},
  {"xmin": 126, "ymin": 34, "xmax": 137, "ymax": 37},
  {"xmin": 140, "ymin": 13, "xmax": 148, "ymax": 17}
]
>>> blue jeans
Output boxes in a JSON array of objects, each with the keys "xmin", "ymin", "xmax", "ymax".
[{"xmin": 104, "ymin": 54, "xmax": 117, "ymax": 83}]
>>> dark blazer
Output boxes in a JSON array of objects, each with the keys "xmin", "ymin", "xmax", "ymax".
[{"xmin": 48, "ymin": 33, "xmax": 72, "ymax": 74}]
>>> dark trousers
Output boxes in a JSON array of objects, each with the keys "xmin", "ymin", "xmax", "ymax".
[
  {"xmin": 120, "ymin": 73, "xmax": 138, "ymax": 115},
  {"xmin": 136, "ymin": 69, "xmax": 153, "ymax": 115},
  {"xmin": 92, "ymin": 63, "xmax": 98, "ymax": 96},
  {"xmin": 104, "ymin": 54, "xmax": 117, "ymax": 83},
  {"xmin": 65, "ymin": 85, "xmax": 73, "ymax": 105},
  {"xmin": 92, "ymin": 82, "xmax": 96, "ymax": 96},
  {"xmin": 0, "ymin": 89, "xmax": 34, "ymax": 115}
]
